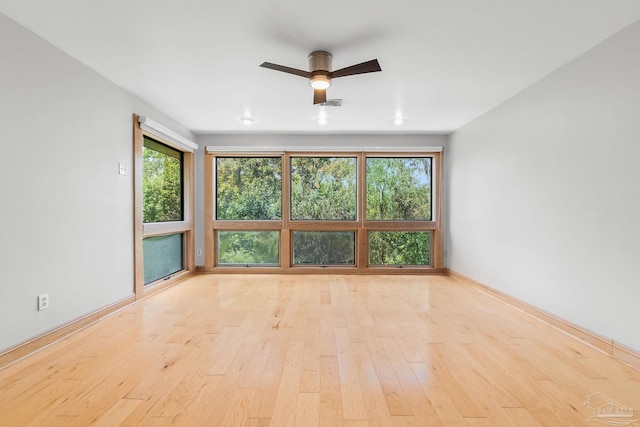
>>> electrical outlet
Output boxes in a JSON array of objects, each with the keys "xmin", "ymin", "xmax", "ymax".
[
  {"xmin": 38, "ymin": 293, "xmax": 49, "ymax": 311},
  {"xmin": 196, "ymin": 249, "xmax": 202, "ymax": 256},
  {"xmin": 118, "ymin": 163, "xmax": 127, "ymax": 175}
]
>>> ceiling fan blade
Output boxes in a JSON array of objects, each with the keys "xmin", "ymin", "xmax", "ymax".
[
  {"xmin": 260, "ymin": 62, "xmax": 310, "ymax": 78},
  {"xmin": 313, "ymin": 88, "xmax": 327, "ymax": 105},
  {"xmin": 331, "ymin": 59, "xmax": 381, "ymax": 78}
]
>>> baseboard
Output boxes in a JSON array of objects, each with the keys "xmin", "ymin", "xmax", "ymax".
[
  {"xmin": 196, "ymin": 266, "xmax": 448, "ymax": 275},
  {"xmin": 447, "ymin": 269, "xmax": 640, "ymax": 371},
  {"xmin": 0, "ymin": 271, "xmax": 195, "ymax": 371},
  {"xmin": 0, "ymin": 295, "xmax": 135, "ymax": 370}
]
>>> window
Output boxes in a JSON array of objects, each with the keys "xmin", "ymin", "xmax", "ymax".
[
  {"xmin": 134, "ymin": 115, "xmax": 196, "ymax": 293},
  {"xmin": 211, "ymin": 156, "xmax": 283, "ymax": 268},
  {"xmin": 292, "ymin": 231, "xmax": 355, "ymax": 265},
  {"xmin": 366, "ymin": 157, "xmax": 431, "ymax": 221},
  {"xmin": 143, "ymin": 137, "xmax": 183, "ymax": 222},
  {"xmin": 216, "ymin": 157, "xmax": 281, "ymax": 220},
  {"xmin": 368, "ymin": 231, "xmax": 431, "ymax": 266},
  {"xmin": 213, "ymin": 156, "xmax": 283, "ymax": 267},
  {"xmin": 141, "ymin": 137, "xmax": 186, "ymax": 285},
  {"xmin": 290, "ymin": 157, "xmax": 357, "ymax": 220},
  {"xmin": 143, "ymin": 234, "xmax": 184, "ymax": 283},
  {"xmin": 205, "ymin": 149, "xmax": 442, "ymax": 272},
  {"xmin": 365, "ymin": 157, "xmax": 433, "ymax": 267},
  {"xmin": 217, "ymin": 231, "xmax": 280, "ymax": 265}
]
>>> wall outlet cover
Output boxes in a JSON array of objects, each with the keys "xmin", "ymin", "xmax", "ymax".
[{"xmin": 38, "ymin": 293, "xmax": 49, "ymax": 311}]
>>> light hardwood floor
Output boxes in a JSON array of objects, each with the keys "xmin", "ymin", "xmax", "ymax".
[{"xmin": 1, "ymin": 274, "xmax": 639, "ymax": 426}]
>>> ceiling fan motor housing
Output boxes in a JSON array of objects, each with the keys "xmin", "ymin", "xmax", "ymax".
[
  {"xmin": 309, "ymin": 51, "xmax": 332, "ymax": 89},
  {"xmin": 308, "ymin": 51, "xmax": 332, "ymax": 72}
]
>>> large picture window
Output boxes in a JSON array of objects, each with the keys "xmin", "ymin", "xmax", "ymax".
[
  {"xmin": 290, "ymin": 157, "xmax": 357, "ymax": 221},
  {"xmin": 366, "ymin": 157, "xmax": 431, "ymax": 221},
  {"xmin": 216, "ymin": 157, "xmax": 281, "ymax": 220},
  {"xmin": 205, "ymin": 148, "xmax": 442, "ymax": 272}
]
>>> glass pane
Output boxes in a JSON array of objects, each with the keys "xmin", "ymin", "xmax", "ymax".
[
  {"xmin": 368, "ymin": 231, "xmax": 431, "ymax": 266},
  {"xmin": 216, "ymin": 157, "xmax": 281, "ymax": 220},
  {"xmin": 218, "ymin": 231, "xmax": 280, "ymax": 265},
  {"xmin": 143, "ymin": 233, "xmax": 184, "ymax": 284},
  {"xmin": 143, "ymin": 137, "xmax": 183, "ymax": 223},
  {"xmin": 290, "ymin": 157, "xmax": 357, "ymax": 220},
  {"xmin": 293, "ymin": 231, "xmax": 355, "ymax": 265},
  {"xmin": 366, "ymin": 157, "xmax": 432, "ymax": 220}
]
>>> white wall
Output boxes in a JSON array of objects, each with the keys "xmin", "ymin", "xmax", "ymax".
[
  {"xmin": 194, "ymin": 134, "xmax": 448, "ymax": 266},
  {"xmin": 447, "ymin": 21, "xmax": 640, "ymax": 351},
  {"xmin": 0, "ymin": 13, "xmax": 194, "ymax": 352}
]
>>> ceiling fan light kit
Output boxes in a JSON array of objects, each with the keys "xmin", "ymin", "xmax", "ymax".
[
  {"xmin": 260, "ymin": 50, "xmax": 381, "ymax": 105},
  {"xmin": 310, "ymin": 73, "xmax": 331, "ymax": 90}
]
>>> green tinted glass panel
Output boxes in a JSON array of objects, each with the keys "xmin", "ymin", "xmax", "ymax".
[
  {"xmin": 143, "ymin": 137, "xmax": 183, "ymax": 223},
  {"xmin": 368, "ymin": 231, "xmax": 431, "ymax": 266},
  {"xmin": 143, "ymin": 233, "xmax": 184, "ymax": 284},
  {"xmin": 218, "ymin": 231, "xmax": 280, "ymax": 265},
  {"xmin": 366, "ymin": 157, "xmax": 432, "ymax": 220},
  {"xmin": 216, "ymin": 157, "xmax": 281, "ymax": 220},
  {"xmin": 293, "ymin": 231, "xmax": 355, "ymax": 265},
  {"xmin": 290, "ymin": 157, "xmax": 357, "ymax": 220}
]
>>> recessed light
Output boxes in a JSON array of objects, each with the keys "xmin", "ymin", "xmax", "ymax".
[
  {"xmin": 393, "ymin": 109, "xmax": 405, "ymax": 125},
  {"xmin": 317, "ymin": 108, "xmax": 328, "ymax": 125},
  {"xmin": 240, "ymin": 116, "xmax": 254, "ymax": 125}
]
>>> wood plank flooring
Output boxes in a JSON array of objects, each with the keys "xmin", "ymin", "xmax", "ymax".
[{"xmin": 1, "ymin": 274, "xmax": 639, "ymax": 426}]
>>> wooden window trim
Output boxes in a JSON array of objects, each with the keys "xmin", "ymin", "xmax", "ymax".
[
  {"xmin": 133, "ymin": 114, "xmax": 196, "ymax": 295},
  {"xmin": 204, "ymin": 150, "xmax": 444, "ymax": 273}
]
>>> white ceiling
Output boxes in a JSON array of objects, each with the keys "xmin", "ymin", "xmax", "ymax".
[{"xmin": 2, "ymin": 0, "xmax": 640, "ymax": 134}]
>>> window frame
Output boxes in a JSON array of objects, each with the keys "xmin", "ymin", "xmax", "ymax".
[
  {"xmin": 362, "ymin": 152, "xmax": 440, "ymax": 268},
  {"xmin": 204, "ymin": 148, "xmax": 444, "ymax": 273},
  {"xmin": 208, "ymin": 153, "xmax": 285, "ymax": 268},
  {"xmin": 134, "ymin": 114, "xmax": 196, "ymax": 294}
]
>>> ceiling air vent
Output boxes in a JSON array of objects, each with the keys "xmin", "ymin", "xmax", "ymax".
[{"xmin": 319, "ymin": 99, "xmax": 342, "ymax": 107}]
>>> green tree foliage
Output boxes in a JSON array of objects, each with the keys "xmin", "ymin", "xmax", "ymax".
[
  {"xmin": 290, "ymin": 157, "xmax": 357, "ymax": 220},
  {"xmin": 293, "ymin": 232, "xmax": 355, "ymax": 265},
  {"xmin": 369, "ymin": 231, "xmax": 431, "ymax": 265},
  {"xmin": 143, "ymin": 139, "xmax": 182, "ymax": 223},
  {"xmin": 366, "ymin": 157, "xmax": 431, "ymax": 220},
  {"xmin": 216, "ymin": 157, "xmax": 281, "ymax": 220},
  {"xmin": 218, "ymin": 231, "xmax": 279, "ymax": 264}
]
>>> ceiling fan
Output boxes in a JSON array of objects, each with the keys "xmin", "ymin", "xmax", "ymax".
[{"xmin": 260, "ymin": 51, "xmax": 381, "ymax": 105}]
